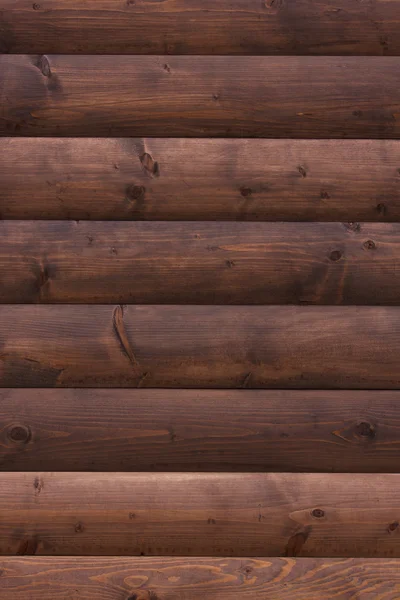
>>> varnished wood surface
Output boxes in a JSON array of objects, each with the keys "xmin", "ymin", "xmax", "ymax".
[
  {"xmin": 2, "ymin": 389, "xmax": 400, "ymax": 472},
  {"xmin": 2, "ymin": 56, "xmax": 400, "ymax": 138},
  {"xmin": 1, "ymin": 305, "xmax": 400, "ymax": 388},
  {"xmin": 2, "ymin": 221, "xmax": 400, "ymax": 304},
  {"xmin": 1, "ymin": 556, "xmax": 400, "ymax": 599},
  {"xmin": 2, "ymin": 472, "xmax": 400, "ymax": 556},
  {"xmin": 2, "ymin": 0, "xmax": 400, "ymax": 56},
  {"xmin": 2, "ymin": 138, "xmax": 400, "ymax": 221}
]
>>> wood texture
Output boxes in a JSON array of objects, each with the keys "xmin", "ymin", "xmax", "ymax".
[
  {"xmin": 2, "ymin": 138, "xmax": 400, "ymax": 221},
  {"xmin": 2, "ymin": 472, "xmax": 400, "ymax": 556},
  {"xmin": 1, "ymin": 305, "xmax": 400, "ymax": 388},
  {"xmin": 2, "ymin": 389, "xmax": 400, "ymax": 472},
  {"xmin": 3, "ymin": 221, "xmax": 400, "ymax": 304},
  {"xmin": 2, "ymin": 56, "xmax": 400, "ymax": 138},
  {"xmin": 1, "ymin": 0, "xmax": 400, "ymax": 56},
  {"xmin": 2, "ymin": 557, "xmax": 400, "ymax": 600}
]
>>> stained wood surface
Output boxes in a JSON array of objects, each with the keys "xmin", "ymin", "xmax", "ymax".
[
  {"xmin": 3, "ymin": 472, "xmax": 400, "ymax": 556},
  {"xmin": 2, "ymin": 56, "xmax": 400, "ymax": 138},
  {"xmin": 1, "ymin": 557, "xmax": 400, "ymax": 600},
  {"xmin": 1, "ymin": 305, "xmax": 400, "ymax": 388},
  {"xmin": 2, "ymin": 0, "xmax": 400, "ymax": 56},
  {"xmin": 2, "ymin": 138, "xmax": 400, "ymax": 221},
  {"xmin": 3, "ymin": 221, "xmax": 400, "ymax": 304},
  {"xmin": 2, "ymin": 389, "xmax": 400, "ymax": 472}
]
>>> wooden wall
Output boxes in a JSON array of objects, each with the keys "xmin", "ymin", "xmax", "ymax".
[{"xmin": 2, "ymin": 1, "xmax": 400, "ymax": 598}]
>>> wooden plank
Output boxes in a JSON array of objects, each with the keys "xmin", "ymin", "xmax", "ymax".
[
  {"xmin": 2, "ymin": 138, "xmax": 400, "ymax": 221},
  {"xmin": 1, "ymin": 305, "xmax": 400, "ymax": 388},
  {"xmin": 2, "ymin": 56, "xmax": 400, "ymax": 138},
  {"xmin": 1, "ymin": 0, "xmax": 400, "ymax": 56},
  {"xmin": 1, "ymin": 557, "xmax": 400, "ymax": 600},
  {"xmin": 2, "ymin": 221, "xmax": 400, "ymax": 304},
  {"xmin": 2, "ymin": 472, "xmax": 400, "ymax": 556},
  {"xmin": 2, "ymin": 389, "xmax": 400, "ymax": 472}
]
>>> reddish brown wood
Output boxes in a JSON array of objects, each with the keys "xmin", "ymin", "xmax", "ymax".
[
  {"xmin": 2, "ymin": 221, "xmax": 400, "ymax": 304},
  {"xmin": 1, "ymin": 0, "xmax": 400, "ymax": 55},
  {"xmin": 1, "ymin": 389, "xmax": 400, "ymax": 472},
  {"xmin": 1, "ymin": 138, "xmax": 400, "ymax": 221},
  {"xmin": 2, "ymin": 56, "xmax": 400, "ymax": 138},
  {"xmin": 1, "ymin": 305, "xmax": 400, "ymax": 388},
  {"xmin": 2, "ymin": 472, "xmax": 400, "ymax": 556}
]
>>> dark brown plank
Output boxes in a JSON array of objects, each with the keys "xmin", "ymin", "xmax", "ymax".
[
  {"xmin": 2, "ymin": 221, "xmax": 400, "ymax": 304},
  {"xmin": 1, "ymin": 138, "xmax": 400, "ymax": 221},
  {"xmin": 1, "ymin": 0, "xmax": 400, "ymax": 56},
  {"xmin": 1, "ymin": 305, "xmax": 400, "ymax": 388},
  {"xmin": 2, "ymin": 472, "xmax": 400, "ymax": 556},
  {"xmin": 2, "ymin": 56, "xmax": 400, "ymax": 138},
  {"xmin": 1, "ymin": 557, "xmax": 400, "ymax": 600},
  {"xmin": 2, "ymin": 389, "xmax": 400, "ymax": 472}
]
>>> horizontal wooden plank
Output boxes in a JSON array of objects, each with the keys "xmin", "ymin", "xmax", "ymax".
[
  {"xmin": 2, "ymin": 221, "xmax": 400, "ymax": 304},
  {"xmin": 2, "ymin": 56, "xmax": 400, "ymax": 138},
  {"xmin": 2, "ymin": 0, "xmax": 400, "ymax": 56},
  {"xmin": 1, "ymin": 557, "xmax": 400, "ymax": 600},
  {"xmin": 1, "ymin": 305, "xmax": 400, "ymax": 388},
  {"xmin": 2, "ymin": 389, "xmax": 400, "ymax": 472},
  {"xmin": 2, "ymin": 472, "xmax": 400, "ymax": 556},
  {"xmin": 2, "ymin": 138, "xmax": 400, "ymax": 221}
]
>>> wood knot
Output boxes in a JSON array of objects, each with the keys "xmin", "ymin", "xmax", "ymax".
[
  {"xmin": 320, "ymin": 190, "xmax": 330, "ymax": 199},
  {"xmin": 7, "ymin": 425, "xmax": 31, "ymax": 444},
  {"xmin": 226, "ymin": 260, "xmax": 235, "ymax": 268},
  {"xmin": 163, "ymin": 63, "xmax": 171, "ymax": 73},
  {"xmin": 17, "ymin": 537, "xmax": 38, "ymax": 556},
  {"xmin": 285, "ymin": 526, "xmax": 312, "ymax": 557},
  {"xmin": 207, "ymin": 518, "xmax": 216, "ymax": 524},
  {"xmin": 113, "ymin": 305, "xmax": 138, "ymax": 366},
  {"xmin": 140, "ymin": 153, "xmax": 160, "ymax": 177},
  {"xmin": 37, "ymin": 264, "xmax": 50, "ymax": 290},
  {"xmin": 388, "ymin": 521, "xmax": 399, "ymax": 534},
  {"xmin": 297, "ymin": 166, "xmax": 307, "ymax": 178},
  {"xmin": 354, "ymin": 421, "xmax": 375, "ymax": 440},
  {"xmin": 264, "ymin": 0, "xmax": 281, "ymax": 8},
  {"xmin": 311, "ymin": 508, "xmax": 325, "ymax": 519},
  {"xmin": 344, "ymin": 222, "xmax": 361, "ymax": 233},
  {"xmin": 32, "ymin": 2, "xmax": 41, "ymax": 8},
  {"xmin": 353, "ymin": 110, "xmax": 363, "ymax": 117},
  {"xmin": 74, "ymin": 522, "xmax": 84, "ymax": 533},
  {"xmin": 376, "ymin": 203, "xmax": 387, "ymax": 216},
  {"xmin": 126, "ymin": 184, "xmax": 146, "ymax": 202},
  {"xmin": 363, "ymin": 240, "xmax": 376, "ymax": 251},
  {"xmin": 240, "ymin": 187, "xmax": 253, "ymax": 197},
  {"xmin": 34, "ymin": 477, "xmax": 44, "ymax": 494},
  {"xmin": 37, "ymin": 55, "xmax": 51, "ymax": 77},
  {"xmin": 329, "ymin": 250, "xmax": 342, "ymax": 262}
]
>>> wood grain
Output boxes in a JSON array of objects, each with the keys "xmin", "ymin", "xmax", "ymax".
[
  {"xmin": 1, "ymin": 557, "xmax": 400, "ymax": 599},
  {"xmin": 2, "ymin": 56, "xmax": 400, "ymax": 138},
  {"xmin": 1, "ymin": 305, "xmax": 400, "ymax": 388},
  {"xmin": 2, "ymin": 472, "xmax": 400, "ymax": 556},
  {"xmin": 2, "ymin": 221, "xmax": 400, "ymax": 304},
  {"xmin": 1, "ymin": 0, "xmax": 400, "ymax": 56},
  {"xmin": 2, "ymin": 138, "xmax": 400, "ymax": 221},
  {"xmin": 2, "ymin": 389, "xmax": 400, "ymax": 472}
]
